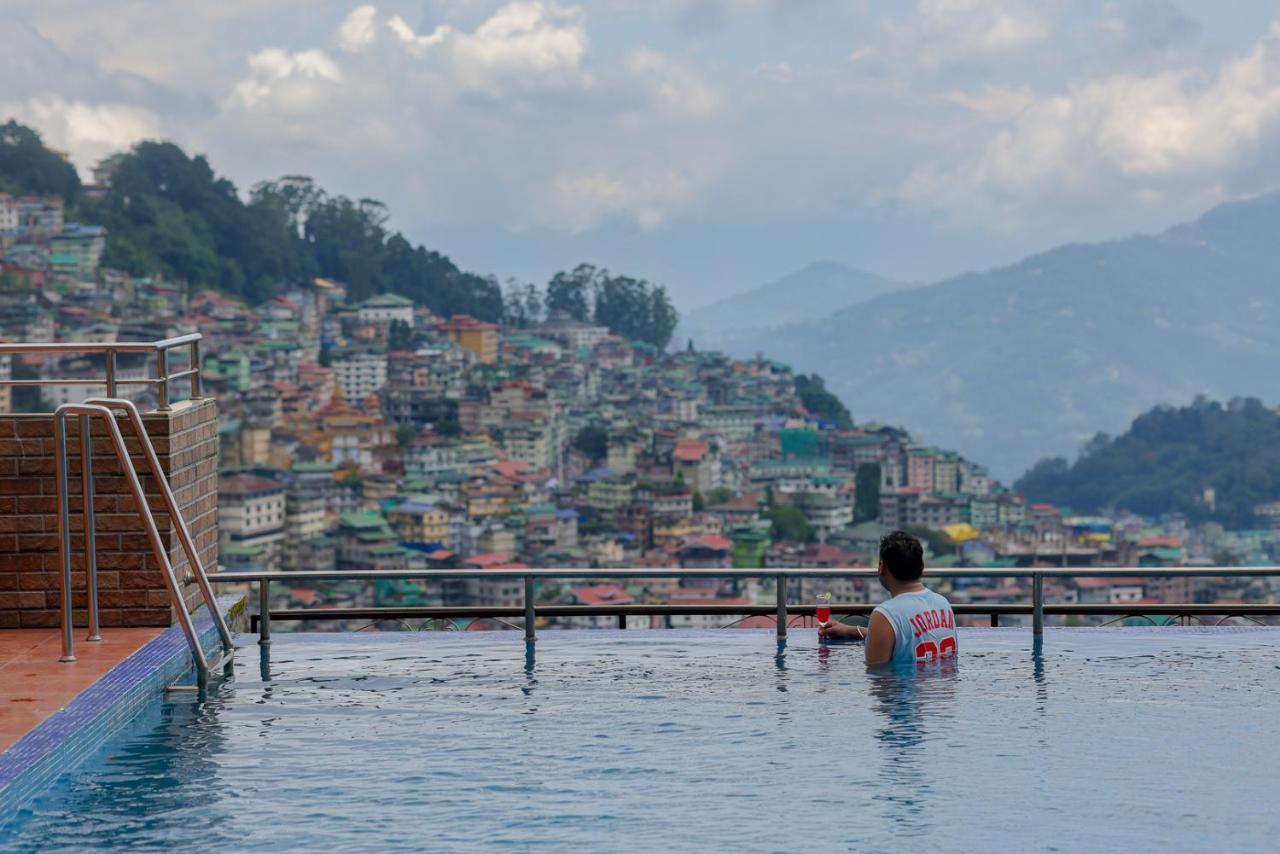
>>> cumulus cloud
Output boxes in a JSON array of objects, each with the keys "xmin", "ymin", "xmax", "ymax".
[
  {"xmin": 384, "ymin": 2, "xmax": 589, "ymax": 93},
  {"xmin": 903, "ymin": 22, "xmax": 1280, "ymax": 226},
  {"xmin": 1, "ymin": 96, "xmax": 162, "ymax": 173},
  {"xmin": 226, "ymin": 48, "xmax": 344, "ymax": 111},
  {"xmin": 337, "ymin": 4, "xmax": 378, "ymax": 53}
]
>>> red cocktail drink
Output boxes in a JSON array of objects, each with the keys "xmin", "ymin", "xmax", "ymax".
[{"xmin": 815, "ymin": 600, "xmax": 831, "ymax": 626}]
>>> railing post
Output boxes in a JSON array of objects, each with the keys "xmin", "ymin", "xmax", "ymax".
[
  {"xmin": 524, "ymin": 574, "xmax": 536, "ymax": 641},
  {"xmin": 618, "ymin": 613, "xmax": 626, "ymax": 630},
  {"xmin": 1032, "ymin": 572, "xmax": 1044, "ymax": 637},
  {"xmin": 54, "ymin": 411, "xmax": 75, "ymax": 663},
  {"xmin": 80, "ymin": 414, "xmax": 100, "ymax": 642},
  {"xmin": 259, "ymin": 579, "xmax": 271, "ymax": 646},
  {"xmin": 189, "ymin": 338, "xmax": 202, "ymax": 400},
  {"xmin": 776, "ymin": 574, "xmax": 787, "ymax": 639},
  {"xmin": 155, "ymin": 347, "xmax": 169, "ymax": 411},
  {"xmin": 105, "ymin": 348, "xmax": 116, "ymax": 398}
]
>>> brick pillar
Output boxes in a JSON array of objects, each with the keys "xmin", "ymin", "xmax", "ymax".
[{"xmin": 0, "ymin": 399, "xmax": 218, "ymax": 629}]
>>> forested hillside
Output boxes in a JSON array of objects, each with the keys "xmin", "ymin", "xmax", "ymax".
[
  {"xmin": 1, "ymin": 121, "xmax": 680, "ymax": 346},
  {"xmin": 1015, "ymin": 397, "xmax": 1280, "ymax": 528}
]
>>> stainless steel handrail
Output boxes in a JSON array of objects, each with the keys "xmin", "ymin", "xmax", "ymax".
[
  {"xmin": 0, "ymin": 334, "xmax": 202, "ymax": 411},
  {"xmin": 54, "ymin": 398, "xmax": 231, "ymax": 682},
  {"xmin": 84, "ymin": 397, "xmax": 234, "ymax": 653},
  {"xmin": 206, "ymin": 566, "xmax": 1280, "ymax": 644}
]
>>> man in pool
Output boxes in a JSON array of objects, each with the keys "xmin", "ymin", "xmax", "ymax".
[{"xmin": 819, "ymin": 530, "xmax": 957, "ymax": 666}]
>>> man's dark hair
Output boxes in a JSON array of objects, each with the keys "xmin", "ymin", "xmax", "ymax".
[{"xmin": 879, "ymin": 530, "xmax": 924, "ymax": 581}]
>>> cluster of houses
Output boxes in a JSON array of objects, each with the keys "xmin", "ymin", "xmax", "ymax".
[{"xmin": 2, "ymin": 223, "xmax": 1274, "ymax": 626}]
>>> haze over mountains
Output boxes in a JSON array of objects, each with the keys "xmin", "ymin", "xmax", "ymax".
[
  {"xmin": 680, "ymin": 261, "xmax": 909, "ymax": 348},
  {"xmin": 692, "ymin": 194, "xmax": 1280, "ymax": 482}
]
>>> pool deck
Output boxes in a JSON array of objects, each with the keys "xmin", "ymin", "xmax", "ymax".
[{"xmin": 0, "ymin": 628, "xmax": 165, "ymax": 753}]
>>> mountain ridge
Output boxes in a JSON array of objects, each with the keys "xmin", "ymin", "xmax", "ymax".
[
  {"xmin": 680, "ymin": 260, "xmax": 910, "ymax": 348},
  {"xmin": 706, "ymin": 191, "xmax": 1280, "ymax": 480}
]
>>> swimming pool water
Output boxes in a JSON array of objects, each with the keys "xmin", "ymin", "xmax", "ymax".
[{"xmin": 3, "ymin": 628, "xmax": 1279, "ymax": 852}]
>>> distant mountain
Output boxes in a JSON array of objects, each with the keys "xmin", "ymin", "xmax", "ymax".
[
  {"xmin": 680, "ymin": 261, "xmax": 909, "ymax": 349},
  {"xmin": 706, "ymin": 193, "xmax": 1280, "ymax": 480}
]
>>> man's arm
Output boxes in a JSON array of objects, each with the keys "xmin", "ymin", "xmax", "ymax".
[
  {"xmin": 863, "ymin": 610, "xmax": 895, "ymax": 666},
  {"xmin": 818, "ymin": 610, "xmax": 895, "ymax": 664}
]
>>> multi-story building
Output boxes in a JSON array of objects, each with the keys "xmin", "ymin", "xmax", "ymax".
[
  {"xmin": 218, "ymin": 474, "xmax": 287, "ymax": 571},
  {"xmin": 387, "ymin": 499, "xmax": 450, "ymax": 545},
  {"xmin": 333, "ymin": 351, "xmax": 387, "ymax": 401},
  {"xmin": 357, "ymin": 293, "xmax": 415, "ymax": 326},
  {"xmin": 336, "ymin": 511, "xmax": 408, "ymax": 572},
  {"xmin": 673, "ymin": 439, "xmax": 720, "ymax": 495},
  {"xmin": 907, "ymin": 448, "xmax": 936, "ymax": 491},
  {"xmin": 538, "ymin": 317, "xmax": 610, "ymax": 352},
  {"xmin": 439, "ymin": 315, "xmax": 498, "ymax": 364},
  {"xmin": 49, "ymin": 224, "xmax": 106, "ymax": 280}
]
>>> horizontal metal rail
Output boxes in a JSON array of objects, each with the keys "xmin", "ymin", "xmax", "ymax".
[
  {"xmin": 0, "ymin": 333, "xmax": 201, "ymax": 354},
  {"xmin": 0, "ymin": 334, "xmax": 202, "ymax": 411},
  {"xmin": 208, "ymin": 567, "xmax": 1280, "ymax": 582},
  {"xmin": 207, "ymin": 566, "xmax": 1280, "ymax": 644}
]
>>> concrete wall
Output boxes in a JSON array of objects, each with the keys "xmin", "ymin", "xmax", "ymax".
[{"xmin": 0, "ymin": 399, "xmax": 218, "ymax": 628}]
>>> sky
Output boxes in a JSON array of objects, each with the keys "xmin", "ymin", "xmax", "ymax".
[{"xmin": 5, "ymin": 0, "xmax": 1280, "ymax": 309}]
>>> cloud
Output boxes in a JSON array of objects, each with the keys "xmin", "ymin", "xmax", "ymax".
[
  {"xmin": 1, "ymin": 96, "xmax": 162, "ymax": 173},
  {"xmin": 384, "ymin": 2, "xmax": 589, "ymax": 93},
  {"xmin": 903, "ymin": 21, "xmax": 1280, "ymax": 226},
  {"xmin": 226, "ymin": 48, "xmax": 344, "ymax": 111},
  {"xmin": 627, "ymin": 48, "xmax": 719, "ymax": 116},
  {"xmin": 552, "ymin": 168, "xmax": 692, "ymax": 230},
  {"xmin": 942, "ymin": 85, "xmax": 1036, "ymax": 121},
  {"xmin": 879, "ymin": 0, "xmax": 1054, "ymax": 70},
  {"xmin": 337, "ymin": 4, "xmax": 378, "ymax": 53}
]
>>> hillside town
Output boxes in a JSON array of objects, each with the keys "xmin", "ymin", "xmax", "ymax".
[{"xmin": 2, "ymin": 191, "xmax": 1275, "ymax": 627}]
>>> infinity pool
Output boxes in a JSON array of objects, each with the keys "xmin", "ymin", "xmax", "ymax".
[{"xmin": 2, "ymin": 628, "xmax": 1278, "ymax": 851}]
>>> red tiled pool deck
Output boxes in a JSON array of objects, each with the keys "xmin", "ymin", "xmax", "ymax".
[{"xmin": 0, "ymin": 628, "xmax": 164, "ymax": 753}]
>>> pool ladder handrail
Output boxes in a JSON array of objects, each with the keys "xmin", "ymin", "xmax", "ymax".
[{"xmin": 53, "ymin": 398, "xmax": 233, "ymax": 683}]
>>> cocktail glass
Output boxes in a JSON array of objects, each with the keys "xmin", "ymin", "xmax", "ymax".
[{"xmin": 815, "ymin": 596, "xmax": 831, "ymax": 627}]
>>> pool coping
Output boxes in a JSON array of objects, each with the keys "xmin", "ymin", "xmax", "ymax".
[{"xmin": 0, "ymin": 594, "xmax": 247, "ymax": 824}]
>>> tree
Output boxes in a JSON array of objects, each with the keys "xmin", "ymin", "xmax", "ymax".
[
  {"xmin": 768, "ymin": 505, "xmax": 813, "ymax": 543},
  {"xmin": 546, "ymin": 264, "xmax": 595, "ymax": 321},
  {"xmin": 706, "ymin": 487, "xmax": 733, "ymax": 506},
  {"xmin": 396, "ymin": 424, "xmax": 418, "ymax": 448},
  {"xmin": 573, "ymin": 424, "xmax": 608, "ymax": 462},
  {"xmin": 854, "ymin": 463, "xmax": 881, "ymax": 523},
  {"xmin": 1013, "ymin": 396, "xmax": 1280, "ymax": 527},
  {"xmin": 62, "ymin": 134, "xmax": 505, "ymax": 319},
  {"xmin": 0, "ymin": 121, "xmax": 80, "ymax": 200},
  {"xmin": 795, "ymin": 373, "xmax": 853, "ymax": 428},
  {"xmin": 388, "ymin": 319, "xmax": 414, "ymax": 352},
  {"xmin": 692, "ymin": 491, "xmax": 705, "ymax": 512},
  {"xmin": 503, "ymin": 279, "xmax": 542, "ymax": 328}
]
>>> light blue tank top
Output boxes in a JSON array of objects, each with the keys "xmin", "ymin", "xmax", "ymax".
[{"xmin": 873, "ymin": 588, "xmax": 958, "ymax": 666}]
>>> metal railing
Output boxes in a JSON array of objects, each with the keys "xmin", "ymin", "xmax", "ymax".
[
  {"xmin": 204, "ymin": 566, "xmax": 1280, "ymax": 645},
  {"xmin": 0, "ymin": 333, "xmax": 202, "ymax": 411},
  {"xmin": 54, "ymin": 397, "xmax": 232, "ymax": 682}
]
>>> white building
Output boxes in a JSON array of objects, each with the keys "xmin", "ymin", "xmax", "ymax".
[
  {"xmin": 0, "ymin": 194, "xmax": 18, "ymax": 233},
  {"xmin": 333, "ymin": 352, "xmax": 388, "ymax": 401},
  {"xmin": 218, "ymin": 474, "xmax": 287, "ymax": 570},
  {"xmin": 357, "ymin": 294, "xmax": 415, "ymax": 326}
]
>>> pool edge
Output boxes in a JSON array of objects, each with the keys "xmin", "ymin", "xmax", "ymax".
[{"xmin": 0, "ymin": 594, "xmax": 248, "ymax": 825}]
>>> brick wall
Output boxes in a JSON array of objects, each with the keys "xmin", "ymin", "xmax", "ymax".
[{"xmin": 0, "ymin": 399, "xmax": 218, "ymax": 629}]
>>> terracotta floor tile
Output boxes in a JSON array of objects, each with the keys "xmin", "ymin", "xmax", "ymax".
[{"xmin": 0, "ymin": 626, "xmax": 164, "ymax": 753}]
